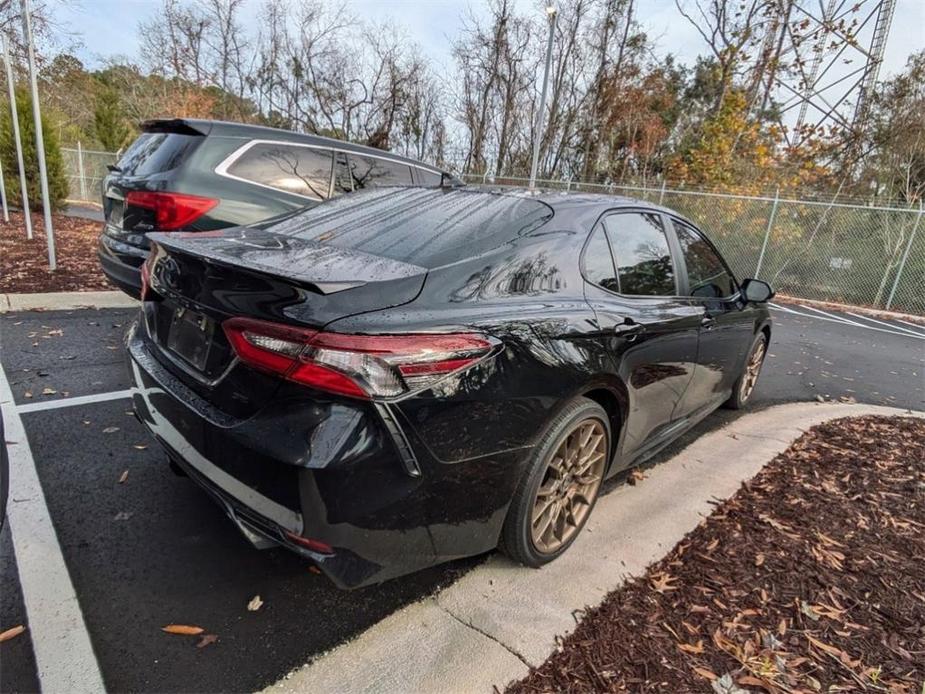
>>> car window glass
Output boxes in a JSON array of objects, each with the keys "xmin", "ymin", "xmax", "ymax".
[
  {"xmin": 415, "ymin": 168, "xmax": 442, "ymax": 187},
  {"xmin": 603, "ymin": 213, "xmax": 675, "ymax": 296},
  {"xmin": 333, "ymin": 152, "xmax": 353, "ymax": 195},
  {"xmin": 674, "ymin": 221, "xmax": 736, "ymax": 298},
  {"xmin": 226, "ymin": 143, "xmax": 333, "ymax": 200},
  {"xmin": 116, "ymin": 132, "xmax": 201, "ymax": 176},
  {"xmin": 348, "ymin": 155, "xmax": 413, "ymax": 188},
  {"xmin": 584, "ymin": 225, "xmax": 620, "ymax": 293}
]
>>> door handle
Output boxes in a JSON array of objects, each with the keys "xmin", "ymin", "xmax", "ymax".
[
  {"xmin": 614, "ymin": 319, "xmax": 645, "ymax": 341},
  {"xmin": 701, "ymin": 314, "xmax": 716, "ymax": 329}
]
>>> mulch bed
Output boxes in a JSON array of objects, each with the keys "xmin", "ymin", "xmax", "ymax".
[
  {"xmin": 509, "ymin": 415, "xmax": 925, "ymax": 693},
  {"xmin": 0, "ymin": 211, "xmax": 112, "ymax": 293}
]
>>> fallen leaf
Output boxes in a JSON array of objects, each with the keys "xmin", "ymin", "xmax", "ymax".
[
  {"xmin": 23, "ymin": 391, "xmax": 32, "ymax": 398},
  {"xmin": 113, "ymin": 511, "xmax": 133, "ymax": 521},
  {"xmin": 102, "ymin": 427, "xmax": 120, "ymax": 434},
  {"xmin": 196, "ymin": 634, "xmax": 218, "ymax": 649},
  {"xmin": 308, "ymin": 566, "xmax": 322, "ymax": 575},
  {"xmin": 677, "ymin": 640, "xmax": 704, "ymax": 654},
  {"xmin": 0, "ymin": 625, "xmax": 26, "ymax": 642},
  {"xmin": 132, "ymin": 444, "xmax": 148, "ymax": 450},
  {"xmin": 162, "ymin": 624, "xmax": 204, "ymax": 635},
  {"xmin": 118, "ymin": 470, "xmax": 129, "ymax": 484},
  {"xmin": 693, "ymin": 666, "xmax": 718, "ymax": 681},
  {"xmin": 41, "ymin": 387, "xmax": 57, "ymax": 395},
  {"xmin": 247, "ymin": 595, "xmax": 263, "ymax": 612}
]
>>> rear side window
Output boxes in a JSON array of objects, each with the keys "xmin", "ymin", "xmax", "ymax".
[
  {"xmin": 415, "ymin": 168, "xmax": 442, "ymax": 187},
  {"xmin": 603, "ymin": 212, "xmax": 676, "ymax": 296},
  {"xmin": 674, "ymin": 221, "xmax": 736, "ymax": 298},
  {"xmin": 116, "ymin": 132, "xmax": 201, "ymax": 176},
  {"xmin": 226, "ymin": 143, "xmax": 333, "ymax": 200},
  {"xmin": 583, "ymin": 226, "xmax": 620, "ymax": 293},
  {"xmin": 348, "ymin": 155, "xmax": 413, "ymax": 188}
]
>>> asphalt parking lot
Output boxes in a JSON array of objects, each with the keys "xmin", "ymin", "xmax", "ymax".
[{"xmin": 1, "ymin": 301, "xmax": 923, "ymax": 693}]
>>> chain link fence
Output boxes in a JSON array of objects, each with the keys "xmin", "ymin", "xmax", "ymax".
[
  {"xmin": 466, "ymin": 174, "xmax": 924, "ymax": 315},
  {"xmin": 61, "ymin": 146, "xmax": 118, "ymax": 206},
  {"xmin": 58, "ymin": 146, "xmax": 923, "ymax": 315}
]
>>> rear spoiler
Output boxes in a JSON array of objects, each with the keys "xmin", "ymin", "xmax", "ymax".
[
  {"xmin": 140, "ymin": 118, "xmax": 211, "ymax": 137},
  {"xmin": 148, "ymin": 228, "xmax": 427, "ymax": 295}
]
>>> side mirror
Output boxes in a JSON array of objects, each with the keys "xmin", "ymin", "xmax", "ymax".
[{"xmin": 740, "ymin": 278, "xmax": 774, "ymax": 303}]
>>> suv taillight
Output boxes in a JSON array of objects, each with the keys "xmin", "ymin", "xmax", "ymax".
[
  {"xmin": 223, "ymin": 317, "xmax": 496, "ymax": 399},
  {"xmin": 125, "ymin": 191, "xmax": 218, "ymax": 230}
]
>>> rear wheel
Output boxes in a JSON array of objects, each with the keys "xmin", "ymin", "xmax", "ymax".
[
  {"xmin": 500, "ymin": 397, "xmax": 610, "ymax": 567},
  {"xmin": 725, "ymin": 332, "xmax": 767, "ymax": 409}
]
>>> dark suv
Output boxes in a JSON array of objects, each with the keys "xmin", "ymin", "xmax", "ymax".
[{"xmin": 98, "ymin": 119, "xmax": 457, "ymax": 297}]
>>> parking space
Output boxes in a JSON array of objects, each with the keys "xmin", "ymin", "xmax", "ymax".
[{"xmin": 1, "ymin": 302, "xmax": 922, "ymax": 692}]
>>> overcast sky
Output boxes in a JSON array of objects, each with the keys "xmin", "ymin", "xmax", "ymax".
[{"xmin": 58, "ymin": 0, "xmax": 923, "ymax": 83}]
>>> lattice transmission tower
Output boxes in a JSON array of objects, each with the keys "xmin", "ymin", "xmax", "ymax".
[{"xmin": 754, "ymin": 0, "xmax": 897, "ymax": 148}]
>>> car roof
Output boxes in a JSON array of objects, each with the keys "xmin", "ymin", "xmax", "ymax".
[
  {"xmin": 140, "ymin": 118, "xmax": 449, "ymax": 175},
  {"xmin": 468, "ymin": 186, "xmax": 691, "ymax": 225}
]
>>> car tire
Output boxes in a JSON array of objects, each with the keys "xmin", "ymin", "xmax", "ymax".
[
  {"xmin": 725, "ymin": 332, "xmax": 768, "ymax": 410},
  {"xmin": 499, "ymin": 396, "xmax": 611, "ymax": 568}
]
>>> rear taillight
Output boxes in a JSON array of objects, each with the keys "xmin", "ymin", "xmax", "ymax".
[
  {"xmin": 125, "ymin": 191, "xmax": 218, "ymax": 230},
  {"xmin": 223, "ymin": 317, "xmax": 495, "ymax": 399}
]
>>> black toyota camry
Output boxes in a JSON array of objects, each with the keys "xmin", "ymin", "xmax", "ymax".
[{"xmin": 127, "ymin": 186, "xmax": 773, "ymax": 588}]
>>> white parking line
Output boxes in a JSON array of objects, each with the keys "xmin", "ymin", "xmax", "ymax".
[
  {"xmin": 17, "ymin": 389, "xmax": 133, "ymax": 414},
  {"xmin": 897, "ymin": 318, "xmax": 925, "ymax": 333},
  {"xmin": 769, "ymin": 303, "xmax": 925, "ymax": 340},
  {"xmin": 845, "ymin": 311, "xmax": 925, "ymax": 338},
  {"xmin": 0, "ymin": 364, "xmax": 107, "ymax": 693}
]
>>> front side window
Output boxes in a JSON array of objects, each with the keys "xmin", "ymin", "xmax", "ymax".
[
  {"xmin": 674, "ymin": 221, "xmax": 736, "ymax": 298},
  {"xmin": 348, "ymin": 155, "xmax": 413, "ymax": 189},
  {"xmin": 603, "ymin": 212, "xmax": 676, "ymax": 296},
  {"xmin": 583, "ymin": 225, "xmax": 620, "ymax": 292},
  {"xmin": 226, "ymin": 143, "xmax": 333, "ymax": 200}
]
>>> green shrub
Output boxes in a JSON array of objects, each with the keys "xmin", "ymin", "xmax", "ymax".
[{"xmin": 0, "ymin": 87, "xmax": 68, "ymax": 211}]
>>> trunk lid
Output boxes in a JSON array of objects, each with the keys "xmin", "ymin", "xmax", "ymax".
[{"xmin": 141, "ymin": 227, "xmax": 427, "ymax": 415}]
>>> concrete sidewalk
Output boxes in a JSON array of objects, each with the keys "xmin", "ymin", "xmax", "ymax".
[
  {"xmin": 267, "ymin": 401, "xmax": 922, "ymax": 694},
  {"xmin": 0, "ymin": 290, "xmax": 137, "ymax": 313}
]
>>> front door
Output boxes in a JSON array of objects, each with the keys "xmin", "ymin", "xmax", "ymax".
[
  {"xmin": 669, "ymin": 219, "xmax": 754, "ymax": 418},
  {"xmin": 582, "ymin": 211, "xmax": 700, "ymax": 460}
]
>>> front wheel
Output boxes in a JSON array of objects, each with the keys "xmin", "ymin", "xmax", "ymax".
[
  {"xmin": 725, "ymin": 332, "xmax": 768, "ymax": 409},
  {"xmin": 500, "ymin": 397, "xmax": 610, "ymax": 567}
]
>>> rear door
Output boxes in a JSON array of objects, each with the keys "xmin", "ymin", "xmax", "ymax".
[
  {"xmin": 582, "ymin": 211, "xmax": 702, "ymax": 458},
  {"xmin": 669, "ymin": 218, "xmax": 753, "ymax": 417}
]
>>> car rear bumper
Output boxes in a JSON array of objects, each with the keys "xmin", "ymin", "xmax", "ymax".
[
  {"xmin": 125, "ymin": 320, "xmax": 523, "ymax": 588},
  {"xmin": 98, "ymin": 233, "xmax": 146, "ymax": 298}
]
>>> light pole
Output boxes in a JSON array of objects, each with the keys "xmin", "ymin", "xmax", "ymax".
[
  {"xmin": 22, "ymin": 0, "xmax": 55, "ymax": 270},
  {"xmin": 529, "ymin": 4, "xmax": 557, "ymax": 190},
  {"xmin": 2, "ymin": 34, "xmax": 31, "ymax": 238}
]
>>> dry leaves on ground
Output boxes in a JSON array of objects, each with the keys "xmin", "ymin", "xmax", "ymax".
[{"xmin": 508, "ymin": 415, "xmax": 925, "ymax": 694}]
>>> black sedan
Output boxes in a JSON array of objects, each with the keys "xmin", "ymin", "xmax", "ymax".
[{"xmin": 127, "ymin": 187, "xmax": 773, "ymax": 588}]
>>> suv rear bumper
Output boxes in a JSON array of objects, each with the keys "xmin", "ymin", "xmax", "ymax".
[
  {"xmin": 98, "ymin": 234, "xmax": 146, "ymax": 298},
  {"xmin": 125, "ymin": 319, "xmax": 522, "ymax": 588}
]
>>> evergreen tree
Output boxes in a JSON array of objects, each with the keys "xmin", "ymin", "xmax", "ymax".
[
  {"xmin": 93, "ymin": 85, "xmax": 131, "ymax": 152},
  {"xmin": 0, "ymin": 87, "xmax": 68, "ymax": 211}
]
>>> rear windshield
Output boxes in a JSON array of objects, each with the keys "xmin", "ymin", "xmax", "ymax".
[
  {"xmin": 115, "ymin": 132, "xmax": 202, "ymax": 176},
  {"xmin": 267, "ymin": 188, "xmax": 553, "ymax": 268}
]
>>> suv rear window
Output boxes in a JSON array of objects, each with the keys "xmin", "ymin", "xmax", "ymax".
[
  {"xmin": 269, "ymin": 188, "xmax": 552, "ymax": 268},
  {"xmin": 226, "ymin": 143, "xmax": 333, "ymax": 200},
  {"xmin": 116, "ymin": 132, "xmax": 202, "ymax": 177}
]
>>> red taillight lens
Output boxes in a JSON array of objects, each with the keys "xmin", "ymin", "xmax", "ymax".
[
  {"xmin": 125, "ymin": 191, "xmax": 218, "ymax": 230},
  {"xmin": 222, "ymin": 317, "xmax": 495, "ymax": 399}
]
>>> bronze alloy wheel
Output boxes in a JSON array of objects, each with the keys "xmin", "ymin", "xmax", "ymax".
[
  {"xmin": 530, "ymin": 418, "xmax": 607, "ymax": 554},
  {"xmin": 740, "ymin": 337, "xmax": 767, "ymax": 403}
]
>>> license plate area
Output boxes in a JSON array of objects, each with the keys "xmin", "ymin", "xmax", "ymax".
[{"xmin": 167, "ymin": 307, "xmax": 214, "ymax": 371}]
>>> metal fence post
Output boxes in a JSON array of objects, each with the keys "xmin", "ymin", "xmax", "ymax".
[
  {"xmin": 77, "ymin": 140, "xmax": 87, "ymax": 201},
  {"xmin": 658, "ymin": 180, "xmax": 666, "ymax": 205},
  {"xmin": 885, "ymin": 202, "xmax": 923, "ymax": 310},
  {"xmin": 754, "ymin": 187, "xmax": 780, "ymax": 278}
]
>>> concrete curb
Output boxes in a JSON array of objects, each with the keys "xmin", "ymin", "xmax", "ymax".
[
  {"xmin": 266, "ymin": 401, "xmax": 924, "ymax": 694},
  {"xmin": 0, "ymin": 290, "xmax": 137, "ymax": 313}
]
